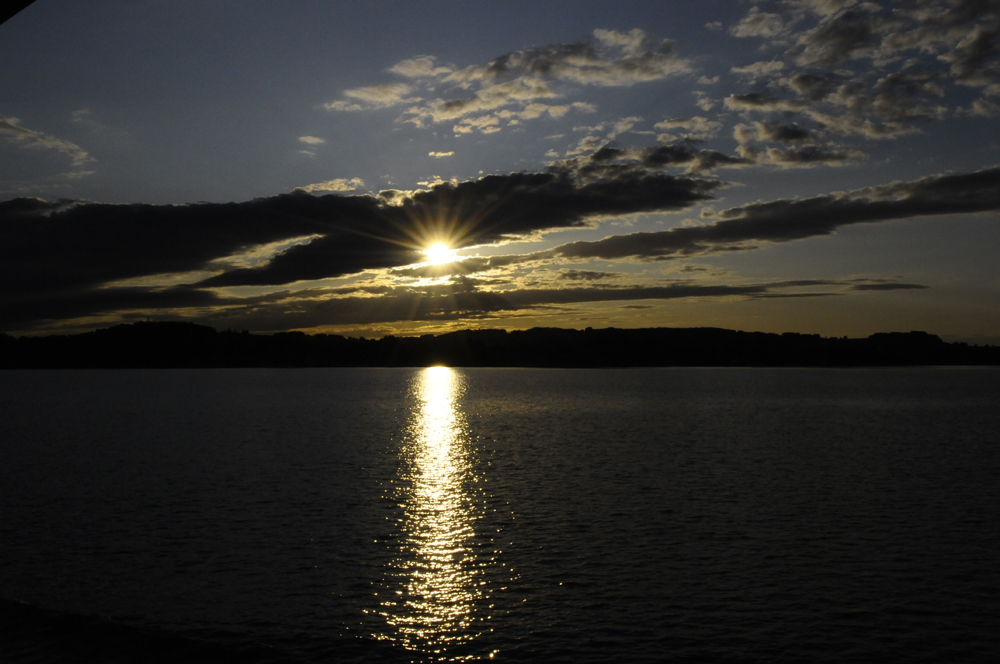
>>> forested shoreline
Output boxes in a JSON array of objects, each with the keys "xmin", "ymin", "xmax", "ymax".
[{"xmin": 2, "ymin": 321, "xmax": 998, "ymax": 368}]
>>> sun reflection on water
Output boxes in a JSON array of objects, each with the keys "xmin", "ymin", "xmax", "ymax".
[{"xmin": 376, "ymin": 366, "xmax": 485, "ymax": 660}]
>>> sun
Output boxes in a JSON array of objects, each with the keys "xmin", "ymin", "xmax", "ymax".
[{"xmin": 424, "ymin": 242, "xmax": 456, "ymax": 265}]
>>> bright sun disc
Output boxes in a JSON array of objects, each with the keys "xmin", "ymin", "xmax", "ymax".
[{"xmin": 424, "ymin": 242, "xmax": 454, "ymax": 265}]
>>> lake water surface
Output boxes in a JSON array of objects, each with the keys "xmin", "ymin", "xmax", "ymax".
[{"xmin": 1, "ymin": 367, "xmax": 998, "ymax": 662}]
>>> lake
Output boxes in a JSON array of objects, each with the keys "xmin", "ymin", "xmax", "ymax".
[{"xmin": 1, "ymin": 367, "xmax": 999, "ymax": 662}]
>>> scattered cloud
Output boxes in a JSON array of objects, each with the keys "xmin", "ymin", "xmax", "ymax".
[
  {"xmin": 731, "ymin": 120, "xmax": 863, "ymax": 166},
  {"xmin": 760, "ymin": 144, "xmax": 864, "ymax": 167},
  {"xmin": 324, "ymin": 28, "xmax": 691, "ymax": 136},
  {"xmin": 428, "ymin": 151, "xmax": 454, "ymax": 158},
  {"xmin": 654, "ymin": 116, "xmax": 721, "ymax": 141},
  {"xmin": 961, "ymin": 97, "xmax": 1000, "ymax": 117},
  {"xmin": 292, "ymin": 178, "xmax": 365, "ymax": 193},
  {"xmin": 730, "ymin": 60, "xmax": 785, "ymax": 79},
  {"xmin": 724, "ymin": 93, "xmax": 807, "ymax": 113},
  {"xmin": 298, "ymin": 136, "xmax": 326, "ymax": 145},
  {"xmin": 388, "ymin": 55, "xmax": 453, "ymax": 78},
  {"xmin": 454, "ymin": 114, "xmax": 501, "ymax": 135},
  {"xmin": 325, "ymin": 83, "xmax": 418, "ymax": 111},
  {"xmin": 693, "ymin": 92, "xmax": 716, "ymax": 111},
  {"xmin": 735, "ymin": 121, "xmax": 815, "ymax": 143},
  {"xmin": 722, "ymin": 0, "xmax": 1000, "ymax": 137},
  {"xmin": 730, "ymin": 7, "xmax": 786, "ymax": 38}
]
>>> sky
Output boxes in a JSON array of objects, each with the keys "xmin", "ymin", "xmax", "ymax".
[{"xmin": 1, "ymin": 0, "xmax": 999, "ymax": 342}]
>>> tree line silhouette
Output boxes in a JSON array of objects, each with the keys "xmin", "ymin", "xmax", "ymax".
[{"xmin": 1, "ymin": 321, "xmax": 997, "ymax": 368}]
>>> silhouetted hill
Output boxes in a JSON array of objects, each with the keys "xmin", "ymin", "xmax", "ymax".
[{"xmin": 1, "ymin": 322, "xmax": 997, "ymax": 368}]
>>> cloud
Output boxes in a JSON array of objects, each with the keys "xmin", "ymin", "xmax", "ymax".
[
  {"xmin": 962, "ymin": 97, "xmax": 1000, "ymax": 117},
  {"xmin": 0, "ymin": 284, "xmax": 226, "ymax": 331},
  {"xmin": 220, "ymin": 168, "xmax": 719, "ymax": 287},
  {"xmin": 725, "ymin": 0, "xmax": 1000, "ymax": 131},
  {"xmin": 324, "ymin": 101, "xmax": 366, "ymax": 112},
  {"xmin": 428, "ymin": 151, "xmax": 454, "ymax": 158},
  {"xmin": 593, "ymin": 28, "xmax": 647, "ymax": 55},
  {"xmin": 827, "ymin": 79, "xmax": 949, "ymax": 123},
  {"xmin": 6, "ymin": 164, "xmax": 979, "ymax": 331},
  {"xmin": 471, "ymin": 28, "xmax": 692, "ymax": 88},
  {"xmin": 0, "ymin": 117, "xmax": 94, "ymax": 171},
  {"xmin": 565, "ymin": 134, "xmax": 604, "ymax": 156},
  {"xmin": 293, "ymin": 178, "xmax": 365, "ymax": 193},
  {"xmin": 724, "ymin": 93, "xmax": 808, "ymax": 113},
  {"xmin": 786, "ymin": 73, "xmax": 841, "ymax": 101},
  {"xmin": 730, "ymin": 8, "xmax": 786, "ymax": 38},
  {"xmin": 407, "ymin": 77, "xmax": 559, "ymax": 125},
  {"xmin": 331, "ymin": 28, "xmax": 689, "ymax": 134},
  {"xmin": 389, "ymin": 55, "xmax": 453, "ymax": 78},
  {"xmin": 0, "ymin": 270, "xmax": 924, "ymax": 332},
  {"xmin": 693, "ymin": 92, "xmax": 716, "ymax": 111},
  {"xmin": 556, "ymin": 139, "xmax": 753, "ymax": 175},
  {"xmin": 453, "ymin": 114, "xmax": 501, "ymax": 135},
  {"xmin": 792, "ymin": 0, "xmax": 861, "ymax": 18},
  {"xmin": 784, "ymin": 5, "xmax": 885, "ymax": 67},
  {"xmin": 608, "ymin": 116, "xmax": 643, "ymax": 138},
  {"xmin": 849, "ymin": 282, "xmax": 928, "ymax": 291},
  {"xmin": 533, "ymin": 166, "xmax": 1000, "ymax": 262},
  {"xmin": 803, "ymin": 110, "xmax": 919, "ymax": 138},
  {"xmin": 654, "ymin": 116, "xmax": 721, "ymax": 141},
  {"xmin": 193, "ymin": 280, "xmax": 833, "ymax": 331},
  {"xmin": 325, "ymin": 83, "xmax": 418, "ymax": 111},
  {"xmin": 730, "ymin": 61, "xmax": 786, "ymax": 78},
  {"xmin": 737, "ymin": 121, "xmax": 815, "ymax": 143},
  {"xmin": 761, "ymin": 144, "xmax": 863, "ymax": 166},
  {"xmin": 298, "ymin": 136, "xmax": 326, "ymax": 145},
  {"xmin": 0, "ymin": 195, "xmax": 351, "ymax": 307},
  {"xmin": 0, "ymin": 167, "xmax": 722, "ymax": 322},
  {"xmin": 732, "ymin": 120, "xmax": 862, "ymax": 166},
  {"xmin": 704, "ymin": 0, "xmax": 1000, "ymax": 160},
  {"xmin": 557, "ymin": 269, "xmax": 618, "ymax": 281},
  {"xmin": 644, "ymin": 145, "xmax": 753, "ymax": 173}
]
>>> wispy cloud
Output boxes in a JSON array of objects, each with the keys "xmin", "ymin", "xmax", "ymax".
[{"xmin": 0, "ymin": 117, "xmax": 94, "ymax": 173}]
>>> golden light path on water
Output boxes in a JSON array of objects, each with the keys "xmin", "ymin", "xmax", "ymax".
[{"xmin": 376, "ymin": 366, "xmax": 489, "ymax": 661}]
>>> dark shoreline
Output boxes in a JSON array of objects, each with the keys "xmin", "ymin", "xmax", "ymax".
[{"xmin": 3, "ymin": 321, "xmax": 999, "ymax": 368}]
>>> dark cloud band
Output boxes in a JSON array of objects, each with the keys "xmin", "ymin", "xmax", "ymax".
[{"xmin": 540, "ymin": 166, "xmax": 1000, "ymax": 261}]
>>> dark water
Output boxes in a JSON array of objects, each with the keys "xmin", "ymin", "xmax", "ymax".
[{"xmin": 1, "ymin": 367, "xmax": 998, "ymax": 663}]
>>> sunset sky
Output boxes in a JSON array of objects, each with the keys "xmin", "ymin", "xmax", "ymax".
[{"xmin": 2, "ymin": 0, "xmax": 999, "ymax": 341}]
